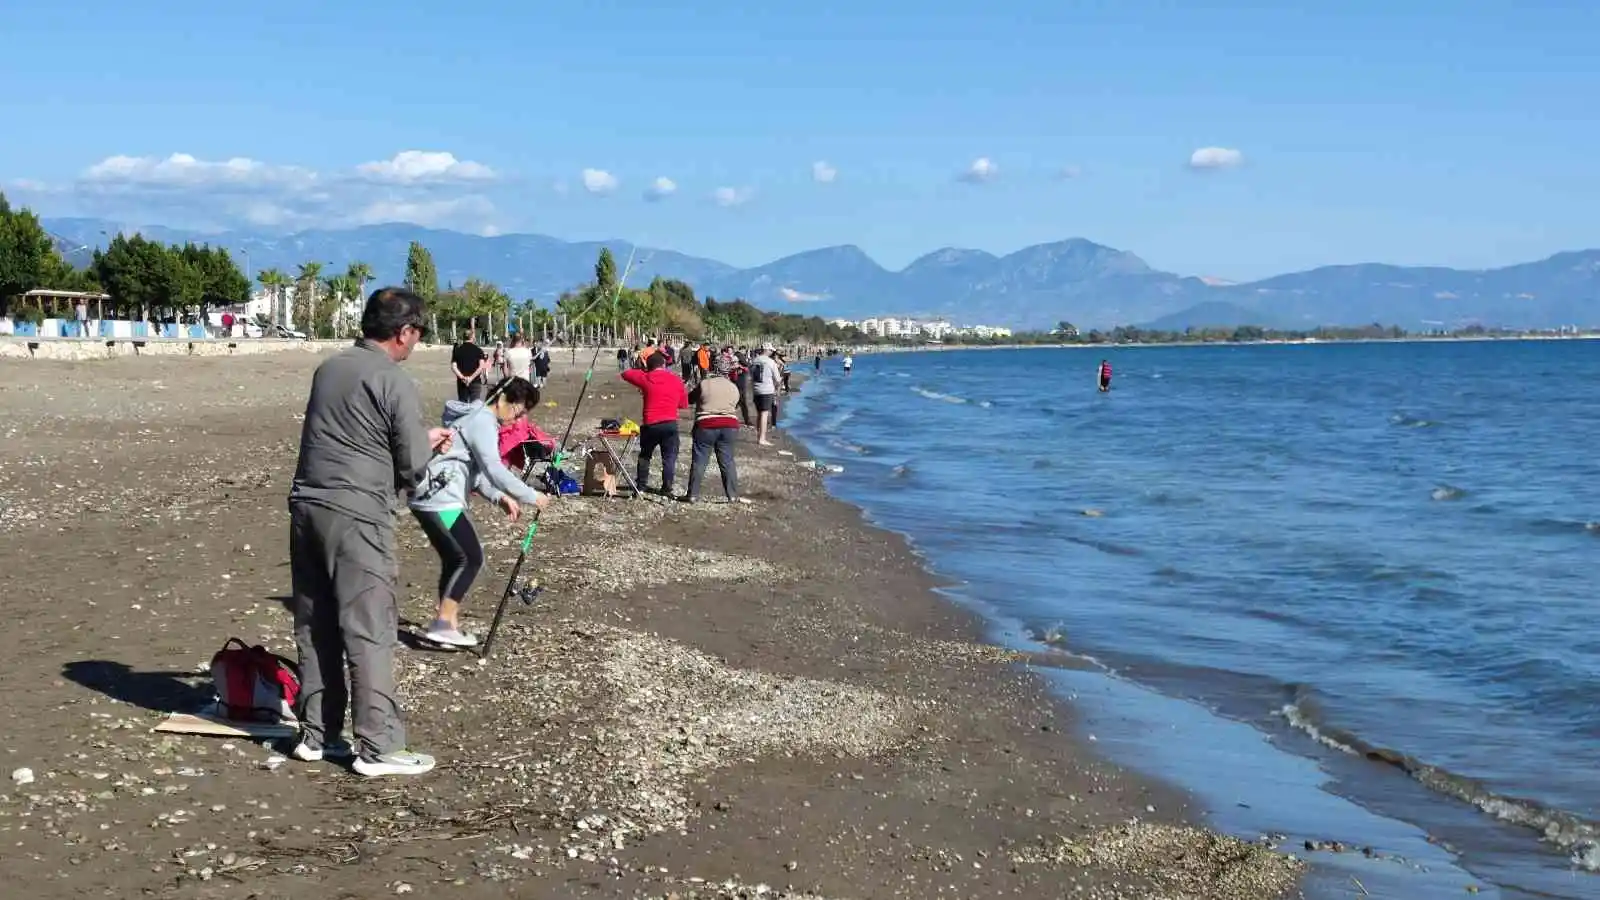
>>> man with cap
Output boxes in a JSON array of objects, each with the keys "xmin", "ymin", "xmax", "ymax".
[{"xmin": 748, "ymin": 343, "xmax": 782, "ymax": 447}]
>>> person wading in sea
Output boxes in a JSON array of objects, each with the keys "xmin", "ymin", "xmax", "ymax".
[{"xmin": 287, "ymin": 287, "xmax": 452, "ymax": 777}]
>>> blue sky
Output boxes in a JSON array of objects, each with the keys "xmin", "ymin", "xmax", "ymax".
[{"xmin": 3, "ymin": 1, "xmax": 1596, "ymax": 281}]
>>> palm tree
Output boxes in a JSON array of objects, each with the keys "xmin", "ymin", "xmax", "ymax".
[
  {"xmin": 346, "ymin": 261, "xmax": 373, "ymax": 301},
  {"xmin": 256, "ymin": 268, "xmax": 290, "ymax": 328},
  {"xmin": 295, "ymin": 261, "xmax": 324, "ymax": 335},
  {"xmin": 342, "ymin": 261, "xmax": 373, "ymax": 337}
]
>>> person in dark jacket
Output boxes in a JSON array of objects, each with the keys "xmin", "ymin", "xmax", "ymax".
[{"xmin": 288, "ymin": 287, "xmax": 451, "ymax": 777}]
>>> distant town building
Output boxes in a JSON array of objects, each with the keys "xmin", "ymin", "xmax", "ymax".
[{"xmin": 826, "ymin": 315, "xmax": 1009, "ymax": 340}]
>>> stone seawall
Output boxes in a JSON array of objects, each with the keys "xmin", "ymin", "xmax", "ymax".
[{"xmin": 0, "ymin": 337, "xmax": 450, "ymax": 361}]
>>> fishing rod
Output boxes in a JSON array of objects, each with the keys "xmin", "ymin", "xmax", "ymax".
[
  {"xmin": 414, "ymin": 246, "xmax": 652, "ymax": 494},
  {"xmin": 478, "ymin": 245, "xmax": 641, "ymax": 659}
]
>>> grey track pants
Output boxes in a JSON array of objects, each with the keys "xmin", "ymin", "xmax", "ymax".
[{"xmin": 288, "ymin": 502, "xmax": 407, "ymax": 760}]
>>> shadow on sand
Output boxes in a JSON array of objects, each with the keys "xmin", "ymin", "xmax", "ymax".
[{"xmin": 61, "ymin": 660, "xmax": 214, "ymax": 713}]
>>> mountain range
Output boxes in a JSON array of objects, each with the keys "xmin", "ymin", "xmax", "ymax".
[{"xmin": 41, "ymin": 217, "xmax": 1600, "ymax": 331}]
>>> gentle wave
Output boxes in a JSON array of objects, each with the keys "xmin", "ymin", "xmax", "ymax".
[
  {"xmin": 1278, "ymin": 687, "xmax": 1600, "ymax": 870},
  {"xmin": 1527, "ymin": 517, "xmax": 1600, "ymax": 537},
  {"xmin": 910, "ymin": 386, "xmax": 993, "ymax": 407}
]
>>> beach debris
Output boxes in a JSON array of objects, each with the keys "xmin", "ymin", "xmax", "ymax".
[
  {"xmin": 10, "ymin": 767, "xmax": 34, "ymax": 785},
  {"xmin": 1011, "ymin": 823, "xmax": 1303, "ymax": 898},
  {"xmin": 796, "ymin": 460, "xmax": 844, "ymax": 474}
]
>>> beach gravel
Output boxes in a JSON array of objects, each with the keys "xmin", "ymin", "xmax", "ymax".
[{"xmin": 0, "ymin": 351, "xmax": 1304, "ymax": 900}]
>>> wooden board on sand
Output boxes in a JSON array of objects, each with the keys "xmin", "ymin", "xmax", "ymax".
[{"xmin": 154, "ymin": 710, "xmax": 298, "ymax": 739}]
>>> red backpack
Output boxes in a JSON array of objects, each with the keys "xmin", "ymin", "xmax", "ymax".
[{"xmin": 210, "ymin": 638, "xmax": 301, "ymax": 722}]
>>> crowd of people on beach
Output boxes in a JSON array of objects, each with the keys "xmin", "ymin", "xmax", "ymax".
[{"xmin": 285, "ymin": 287, "xmax": 823, "ymax": 777}]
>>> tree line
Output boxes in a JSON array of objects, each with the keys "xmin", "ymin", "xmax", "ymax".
[{"xmin": 401, "ymin": 243, "xmax": 863, "ymax": 346}]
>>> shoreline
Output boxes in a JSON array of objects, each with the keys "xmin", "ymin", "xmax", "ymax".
[
  {"xmin": 843, "ymin": 333, "xmax": 1600, "ymax": 354},
  {"xmin": 784, "ymin": 356, "xmax": 1592, "ymax": 899},
  {"xmin": 0, "ymin": 354, "xmax": 1301, "ymax": 899}
]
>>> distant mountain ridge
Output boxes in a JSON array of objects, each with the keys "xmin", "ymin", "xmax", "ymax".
[{"xmin": 40, "ymin": 217, "xmax": 1600, "ymax": 330}]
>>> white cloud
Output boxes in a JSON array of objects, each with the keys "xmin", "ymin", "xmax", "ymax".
[
  {"xmin": 581, "ymin": 168, "xmax": 619, "ymax": 195},
  {"xmin": 8, "ymin": 178, "xmax": 52, "ymax": 193},
  {"xmin": 780, "ymin": 286, "xmax": 827, "ymax": 302},
  {"xmin": 711, "ymin": 186, "xmax": 753, "ymax": 207},
  {"xmin": 811, "ymin": 160, "xmax": 837, "ymax": 184},
  {"xmin": 643, "ymin": 176, "xmax": 677, "ymax": 201},
  {"xmin": 957, "ymin": 157, "xmax": 998, "ymax": 183},
  {"xmin": 1058, "ymin": 164, "xmax": 1082, "ymax": 180},
  {"xmin": 1188, "ymin": 147, "xmax": 1244, "ymax": 170},
  {"xmin": 355, "ymin": 150, "xmax": 495, "ymax": 184},
  {"xmin": 82, "ymin": 153, "xmax": 317, "ymax": 190},
  {"xmin": 33, "ymin": 150, "xmax": 503, "ymax": 233}
]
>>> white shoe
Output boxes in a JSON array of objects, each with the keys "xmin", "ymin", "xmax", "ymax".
[
  {"xmin": 424, "ymin": 624, "xmax": 479, "ymax": 648},
  {"xmin": 352, "ymin": 750, "xmax": 436, "ymax": 777},
  {"xmin": 292, "ymin": 739, "xmax": 355, "ymax": 762}
]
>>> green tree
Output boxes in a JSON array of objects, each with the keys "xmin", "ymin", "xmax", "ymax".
[
  {"xmin": 403, "ymin": 241, "xmax": 437, "ymax": 301},
  {"xmin": 646, "ymin": 276, "xmax": 698, "ymax": 311},
  {"xmin": 0, "ymin": 191, "xmax": 60, "ymax": 306},
  {"xmin": 594, "ymin": 247, "xmax": 618, "ymax": 300},
  {"xmin": 182, "ymin": 244, "xmax": 250, "ymax": 310}
]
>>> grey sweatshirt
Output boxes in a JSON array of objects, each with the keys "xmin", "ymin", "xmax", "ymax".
[
  {"xmin": 409, "ymin": 400, "xmax": 545, "ymax": 512},
  {"xmin": 289, "ymin": 340, "xmax": 433, "ymax": 528}
]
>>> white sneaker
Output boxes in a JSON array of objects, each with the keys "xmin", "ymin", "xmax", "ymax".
[
  {"xmin": 292, "ymin": 739, "xmax": 355, "ymax": 762},
  {"xmin": 425, "ymin": 625, "xmax": 479, "ymax": 648},
  {"xmin": 352, "ymin": 750, "xmax": 436, "ymax": 777}
]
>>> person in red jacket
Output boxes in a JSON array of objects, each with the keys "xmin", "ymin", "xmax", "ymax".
[{"xmin": 620, "ymin": 352, "xmax": 689, "ymax": 495}]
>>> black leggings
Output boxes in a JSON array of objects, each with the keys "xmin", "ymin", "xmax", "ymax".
[{"xmin": 412, "ymin": 510, "xmax": 484, "ymax": 603}]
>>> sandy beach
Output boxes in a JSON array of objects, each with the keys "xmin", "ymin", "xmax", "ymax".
[{"xmin": 0, "ymin": 347, "xmax": 1303, "ymax": 900}]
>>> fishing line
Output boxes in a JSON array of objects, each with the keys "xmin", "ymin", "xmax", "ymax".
[{"xmin": 478, "ymin": 243, "xmax": 643, "ymax": 659}]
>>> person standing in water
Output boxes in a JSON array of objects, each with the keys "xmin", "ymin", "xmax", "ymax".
[
  {"xmin": 842, "ymin": 352, "xmax": 854, "ymax": 376},
  {"xmin": 1097, "ymin": 359, "xmax": 1112, "ymax": 392}
]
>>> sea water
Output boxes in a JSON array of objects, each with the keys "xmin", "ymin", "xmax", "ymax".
[{"xmin": 782, "ymin": 341, "xmax": 1600, "ymax": 900}]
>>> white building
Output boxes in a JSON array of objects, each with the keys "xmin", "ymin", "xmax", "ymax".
[
  {"xmin": 969, "ymin": 325, "xmax": 1012, "ymax": 339},
  {"xmin": 858, "ymin": 317, "xmax": 883, "ymax": 337}
]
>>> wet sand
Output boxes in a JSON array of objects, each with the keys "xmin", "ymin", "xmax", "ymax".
[{"xmin": 0, "ymin": 348, "xmax": 1303, "ymax": 899}]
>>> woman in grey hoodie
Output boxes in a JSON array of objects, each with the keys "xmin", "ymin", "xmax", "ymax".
[{"xmin": 409, "ymin": 377, "xmax": 550, "ymax": 648}]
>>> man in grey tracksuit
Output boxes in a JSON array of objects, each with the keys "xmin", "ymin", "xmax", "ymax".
[{"xmin": 287, "ymin": 287, "xmax": 451, "ymax": 777}]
